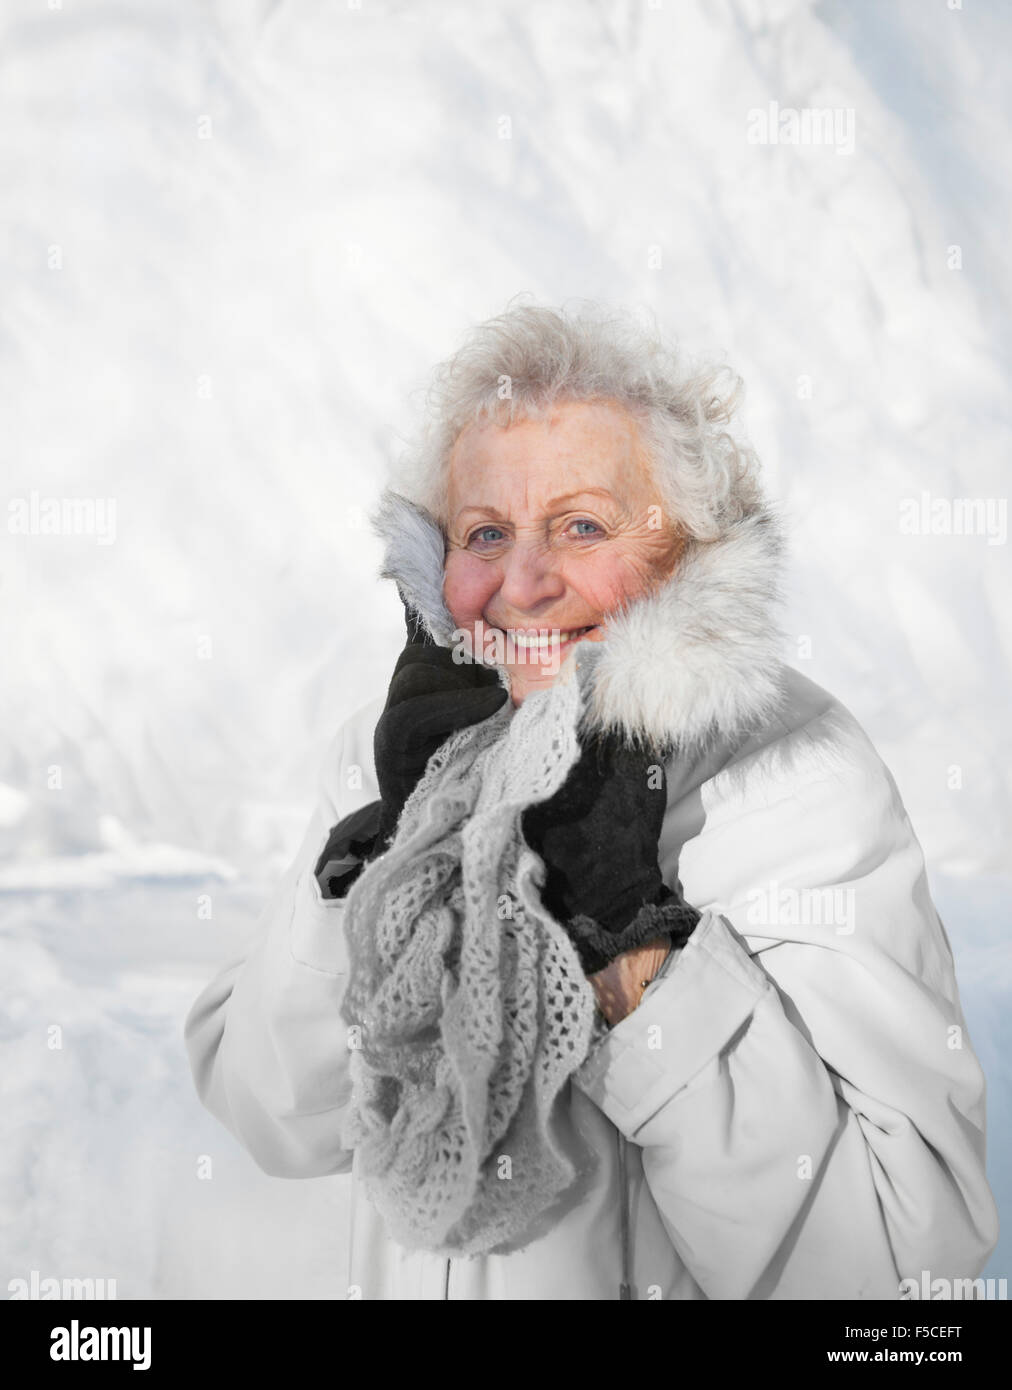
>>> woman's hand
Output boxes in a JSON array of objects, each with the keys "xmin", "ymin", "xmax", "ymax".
[
  {"xmin": 520, "ymin": 729, "xmax": 700, "ymax": 978},
  {"xmin": 589, "ymin": 935, "xmax": 673, "ymax": 1026},
  {"xmin": 371, "ymin": 588, "xmax": 508, "ymax": 855},
  {"xmin": 316, "ymin": 590, "xmax": 508, "ymax": 899}
]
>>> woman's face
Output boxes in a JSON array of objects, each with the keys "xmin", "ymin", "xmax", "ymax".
[{"xmin": 442, "ymin": 398, "xmax": 683, "ymax": 705}]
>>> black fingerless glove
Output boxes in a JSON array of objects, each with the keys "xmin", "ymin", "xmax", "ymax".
[{"xmin": 520, "ymin": 731, "xmax": 700, "ymax": 975}]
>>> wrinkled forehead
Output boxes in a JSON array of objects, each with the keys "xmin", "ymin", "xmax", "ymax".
[{"xmin": 445, "ymin": 398, "xmax": 655, "ymax": 524}]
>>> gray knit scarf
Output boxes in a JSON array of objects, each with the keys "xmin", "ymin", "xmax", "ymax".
[{"xmin": 338, "ymin": 647, "xmax": 609, "ymax": 1258}]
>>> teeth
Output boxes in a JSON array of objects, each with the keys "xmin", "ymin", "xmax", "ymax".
[{"xmin": 509, "ymin": 627, "xmax": 589, "ymax": 648}]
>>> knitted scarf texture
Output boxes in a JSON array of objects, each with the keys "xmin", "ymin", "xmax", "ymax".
[{"xmin": 338, "ymin": 649, "xmax": 608, "ymax": 1258}]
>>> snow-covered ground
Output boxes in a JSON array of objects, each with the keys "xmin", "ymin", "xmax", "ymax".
[{"xmin": 2, "ymin": 0, "xmax": 1008, "ymax": 1296}]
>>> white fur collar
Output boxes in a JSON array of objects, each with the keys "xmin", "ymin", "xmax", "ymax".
[{"xmin": 371, "ymin": 489, "xmax": 787, "ymax": 754}]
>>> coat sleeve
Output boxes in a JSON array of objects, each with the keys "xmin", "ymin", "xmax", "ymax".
[
  {"xmin": 183, "ymin": 727, "xmax": 363, "ymax": 1179},
  {"xmin": 572, "ymin": 715, "xmax": 999, "ymax": 1300}
]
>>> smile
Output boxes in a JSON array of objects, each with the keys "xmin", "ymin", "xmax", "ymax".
[{"xmin": 501, "ymin": 625, "xmax": 597, "ymax": 650}]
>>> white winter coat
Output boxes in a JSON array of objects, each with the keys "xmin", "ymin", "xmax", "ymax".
[{"xmin": 183, "ymin": 497, "xmax": 998, "ymax": 1300}]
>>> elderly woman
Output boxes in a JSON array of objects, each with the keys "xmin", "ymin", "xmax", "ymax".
[{"xmin": 184, "ymin": 303, "xmax": 997, "ymax": 1300}]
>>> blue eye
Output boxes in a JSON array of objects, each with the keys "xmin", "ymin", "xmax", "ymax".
[
  {"xmin": 469, "ymin": 526, "xmax": 505, "ymax": 546},
  {"xmin": 571, "ymin": 519, "xmax": 601, "ymax": 537}
]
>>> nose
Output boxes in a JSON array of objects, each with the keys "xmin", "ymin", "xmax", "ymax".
[{"xmin": 496, "ymin": 534, "xmax": 566, "ymax": 617}]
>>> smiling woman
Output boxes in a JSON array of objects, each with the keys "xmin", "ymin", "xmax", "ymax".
[{"xmin": 184, "ymin": 300, "xmax": 998, "ymax": 1301}]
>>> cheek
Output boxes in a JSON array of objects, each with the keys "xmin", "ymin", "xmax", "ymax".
[
  {"xmin": 442, "ymin": 552, "xmax": 497, "ymax": 627},
  {"xmin": 568, "ymin": 553, "xmax": 654, "ymax": 616},
  {"xmin": 578, "ymin": 565, "xmax": 630, "ymax": 614}
]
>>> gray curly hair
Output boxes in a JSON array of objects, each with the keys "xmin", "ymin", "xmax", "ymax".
[{"xmin": 389, "ymin": 296, "xmax": 767, "ymax": 545}]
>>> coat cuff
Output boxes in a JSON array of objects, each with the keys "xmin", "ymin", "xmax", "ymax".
[
  {"xmin": 572, "ymin": 910, "xmax": 770, "ymax": 1135},
  {"xmin": 566, "ymin": 893, "xmax": 700, "ymax": 975}
]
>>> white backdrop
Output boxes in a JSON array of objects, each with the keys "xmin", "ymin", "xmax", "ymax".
[{"xmin": 2, "ymin": 0, "xmax": 1008, "ymax": 1297}]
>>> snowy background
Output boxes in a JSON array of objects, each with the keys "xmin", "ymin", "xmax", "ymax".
[{"xmin": 2, "ymin": 0, "xmax": 1009, "ymax": 1297}]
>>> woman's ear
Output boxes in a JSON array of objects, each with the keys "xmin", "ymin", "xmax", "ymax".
[{"xmin": 370, "ymin": 489, "xmax": 457, "ymax": 646}]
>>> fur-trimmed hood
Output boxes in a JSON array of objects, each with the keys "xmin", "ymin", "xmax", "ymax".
[{"xmin": 370, "ymin": 488, "xmax": 788, "ymax": 755}]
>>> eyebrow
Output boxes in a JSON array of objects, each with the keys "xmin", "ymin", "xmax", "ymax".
[{"xmin": 454, "ymin": 488, "xmax": 616, "ymax": 524}]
